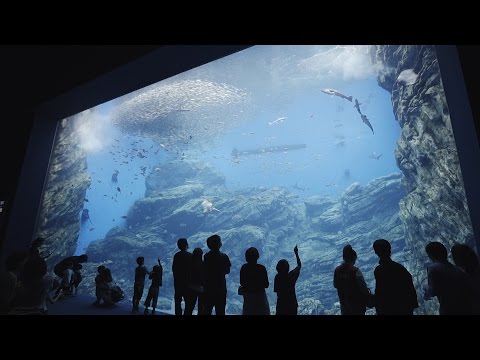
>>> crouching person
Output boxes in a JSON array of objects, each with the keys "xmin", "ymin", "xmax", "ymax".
[{"xmin": 93, "ymin": 266, "xmax": 114, "ymax": 307}]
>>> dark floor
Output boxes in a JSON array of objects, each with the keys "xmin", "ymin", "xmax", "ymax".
[{"xmin": 48, "ymin": 294, "xmax": 172, "ymax": 316}]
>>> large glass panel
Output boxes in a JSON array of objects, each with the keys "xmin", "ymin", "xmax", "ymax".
[{"xmin": 34, "ymin": 45, "xmax": 476, "ymax": 315}]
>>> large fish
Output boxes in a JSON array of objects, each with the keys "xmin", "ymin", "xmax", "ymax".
[
  {"xmin": 361, "ymin": 114, "xmax": 374, "ymax": 134},
  {"xmin": 321, "ymin": 88, "xmax": 353, "ymax": 102},
  {"xmin": 354, "ymin": 99, "xmax": 363, "ymax": 115}
]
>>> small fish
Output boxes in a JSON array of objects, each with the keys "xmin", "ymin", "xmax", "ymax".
[
  {"xmin": 121, "ymin": 216, "xmax": 127, "ymax": 219},
  {"xmin": 84, "ymin": 198, "xmax": 89, "ymax": 202},
  {"xmin": 117, "ymin": 187, "xmax": 121, "ymax": 193},
  {"xmin": 89, "ymin": 228, "xmax": 95, "ymax": 231}
]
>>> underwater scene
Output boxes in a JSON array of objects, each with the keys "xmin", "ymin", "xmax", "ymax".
[{"xmin": 34, "ymin": 45, "xmax": 476, "ymax": 314}]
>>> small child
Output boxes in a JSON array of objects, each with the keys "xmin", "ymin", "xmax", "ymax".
[
  {"xmin": 144, "ymin": 259, "xmax": 163, "ymax": 315},
  {"xmin": 274, "ymin": 245, "xmax": 301, "ymax": 315},
  {"xmin": 93, "ymin": 265, "xmax": 106, "ymax": 306},
  {"xmin": 132, "ymin": 256, "xmax": 150, "ymax": 312}
]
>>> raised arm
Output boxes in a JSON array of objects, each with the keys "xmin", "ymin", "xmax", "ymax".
[{"xmin": 294, "ymin": 245, "xmax": 301, "ymax": 269}]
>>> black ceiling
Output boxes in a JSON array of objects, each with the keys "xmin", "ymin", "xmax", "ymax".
[
  {"xmin": 1, "ymin": 45, "xmax": 479, "ymax": 202},
  {"xmin": 0, "ymin": 45, "xmax": 162, "ymax": 199}
]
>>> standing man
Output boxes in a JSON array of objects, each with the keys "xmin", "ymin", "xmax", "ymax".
[
  {"xmin": 203, "ymin": 234, "xmax": 231, "ymax": 315},
  {"xmin": 172, "ymin": 238, "xmax": 192, "ymax": 315},
  {"xmin": 373, "ymin": 239, "xmax": 418, "ymax": 315}
]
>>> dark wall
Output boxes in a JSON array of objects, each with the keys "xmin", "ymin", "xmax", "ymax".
[
  {"xmin": 1, "ymin": 45, "xmax": 479, "ymax": 253},
  {"xmin": 0, "ymin": 45, "xmax": 161, "ymax": 248}
]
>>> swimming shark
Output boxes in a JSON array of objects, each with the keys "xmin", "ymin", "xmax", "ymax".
[
  {"xmin": 321, "ymin": 88, "xmax": 353, "ymax": 102},
  {"xmin": 361, "ymin": 114, "xmax": 374, "ymax": 134},
  {"xmin": 354, "ymin": 99, "xmax": 363, "ymax": 115}
]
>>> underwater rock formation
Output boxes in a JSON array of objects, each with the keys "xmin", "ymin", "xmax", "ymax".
[
  {"xmin": 34, "ymin": 118, "xmax": 91, "ymax": 267},
  {"xmin": 371, "ymin": 45, "xmax": 475, "ymax": 314},
  {"xmin": 84, "ymin": 157, "xmax": 405, "ymax": 314}
]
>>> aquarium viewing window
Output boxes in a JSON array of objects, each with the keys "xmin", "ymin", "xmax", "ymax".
[{"xmin": 4, "ymin": 45, "xmax": 480, "ymax": 315}]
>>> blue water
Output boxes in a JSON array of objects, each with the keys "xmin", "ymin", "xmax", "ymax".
[
  {"xmin": 76, "ymin": 117, "xmax": 165, "ymax": 254},
  {"xmin": 208, "ymin": 78, "xmax": 399, "ymax": 196},
  {"xmin": 74, "ymin": 45, "xmax": 401, "ymax": 254}
]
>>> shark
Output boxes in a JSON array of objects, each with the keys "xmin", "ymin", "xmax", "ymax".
[
  {"xmin": 361, "ymin": 114, "xmax": 374, "ymax": 134},
  {"xmin": 354, "ymin": 99, "xmax": 363, "ymax": 115},
  {"xmin": 321, "ymin": 88, "xmax": 353, "ymax": 102}
]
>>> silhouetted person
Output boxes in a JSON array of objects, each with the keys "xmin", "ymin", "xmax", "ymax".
[
  {"xmin": 334, "ymin": 244, "xmax": 370, "ymax": 315},
  {"xmin": 274, "ymin": 245, "xmax": 301, "ymax": 315},
  {"xmin": 55, "ymin": 260, "xmax": 74, "ymax": 296},
  {"xmin": 451, "ymin": 243, "xmax": 480, "ymax": 314},
  {"xmin": 93, "ymin": 265, "xmax": 106, "ymax": 306},
  {"xmin": 424, "ymin": 241, "xmax": 472, "ymax": 315},
  {"xmin": 373, "ymin": 239, "xmax": 418, "ymax": 315},
  {"xmin": 94, "ymin": 267, "xmax": 114, "ymax": 307},
  {"xmin": 9, "ymin": 256, "xmax": 62, "ymax": 314},
  {"xmin": 172, "ymin": 238, "xmax": 193, "ymax": 315},
  {"xmin": 144, "ymin": 260, "xmax": 162, "ymax": 315},
  {"xmin": 185, "ymin": 247, "xmax": 204, "ymax": 315},
  {"xmin": 240, "ymin": 247, "xmax": 270, "ymax": 315},
  {"xmin": 54, "ymin": 254, "xmax": 88, "ymax": 296},
  {"xmin": 0, "ymin": 251, "xmax": 28, "ymax": 314},
  {"xmin": 203, "ymin": 234, "xmax": 231, "ymax": 315},
  {"xmin": 132, "ymin": 256, "xmax": 150, "ymax": 313}
]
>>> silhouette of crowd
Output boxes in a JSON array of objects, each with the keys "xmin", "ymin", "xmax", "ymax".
[{"xmin": 1, "ymin": 233, "xmax": 479, "ymax": 316}]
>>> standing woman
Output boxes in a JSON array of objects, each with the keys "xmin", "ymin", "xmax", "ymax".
[
  {"xmin": 274, "ymin": 245, "xmax": 301, "ymax": 315},
  {"xmin": 333, "ymin": 244, "xmax": 370, "ymax": 315},
  {"xmin": 240, "ymin": 247, "xmax": 270, "ymax": 315}
]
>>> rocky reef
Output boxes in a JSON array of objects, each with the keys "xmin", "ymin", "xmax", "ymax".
[
  {"xmin": 83, "ymin": 160, "xmax": 405, "ymax": 315},
  {"xmin": 34, "ymin": 117, "xmax": 91, "ymax": 267},
  {"xmin": 371, "ymin": 45, "xmax": 476, "ymax": 314}
]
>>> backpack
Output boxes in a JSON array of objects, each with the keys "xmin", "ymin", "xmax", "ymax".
[{"xmin": 110, "ymin": 285, "xmax": 125, "ymax": 303}]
